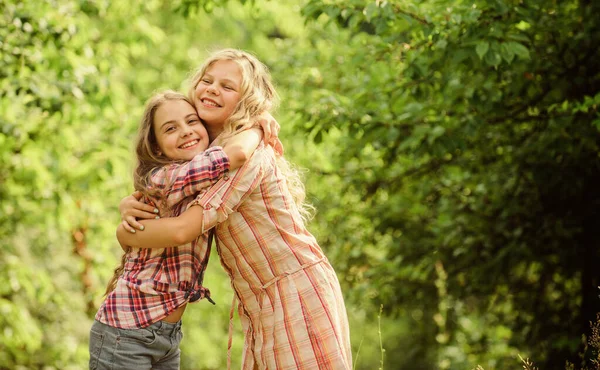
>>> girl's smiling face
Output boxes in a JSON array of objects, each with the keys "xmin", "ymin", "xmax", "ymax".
[
  {"xmin": 193, "ymin": 60, "xmax": 242, "ymax": 132},
  {"xmin": 153, "ymin": 99, "xmax": 209, "ymax": 161}
]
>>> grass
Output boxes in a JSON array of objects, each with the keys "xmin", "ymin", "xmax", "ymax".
[
  {"xmin": 378, "ymin": 304, "xmax": 385, "ymax": 370},
  {"xmin": 473, "ymin": 313, "xmax": 600, "ymax": 370}
]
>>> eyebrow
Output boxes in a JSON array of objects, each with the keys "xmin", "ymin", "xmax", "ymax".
[
  {"xmin": 203, "ymin": 73, "xmax": 239, "ymax": 87},
  {"xmin": 159, "ymin": 120, "xmax": 175, "ymax": 129},
  {"xmin": 159, "ymin": 114, "xmax": 198, "ymax": 129}
]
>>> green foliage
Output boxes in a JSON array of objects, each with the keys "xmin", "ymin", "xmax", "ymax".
[
  {"xmin": 0, "ymin": 0, "xmax": 278, "ymax": 367},
  {"xmin": 282, "ymin": 0, "xmax": 600, "ymax": 368},
  {"xmin": 2, "ymin": 0, "xmax": 377, "ymax": 368},
  {"xmin": 1, "ymin": 0, "xmax": 599, "ymax": 369}
]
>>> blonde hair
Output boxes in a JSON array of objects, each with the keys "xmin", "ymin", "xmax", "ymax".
[
  {"xmin": 105, "ymin": 90, "xmax": 193, "ymax": 295},
  {"xmin": 188, "ymin": 48, "xmax": 278, "ymax": 141},
  {"xmin": 189, "ymin": 48, "xmax": 313, "ymax": 221}
]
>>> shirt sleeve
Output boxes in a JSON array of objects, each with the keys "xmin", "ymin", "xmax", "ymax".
[
  {"xmin": 189, "ymin": 144, "xmax": 266, "ymax": 234},
  {"xmin": 151, "ymin": 146, "xmax": 230, "ymax": 208}
]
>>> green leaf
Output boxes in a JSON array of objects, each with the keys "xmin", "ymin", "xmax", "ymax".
[
  {"xmin": 485, "ymin": 50, "xmax": 502, "ymax": 67},
  {"xmin": 435, "ymin": 39, "xmax": 448, "ymax": 50},
  {"xmin": 325, "ymin": 6, "xmax": 340, "ymax": 20},
  {"xmin": 500, "ymin": 42, "xmax": 515, "ymax": 64},
  {"xmin": 516, "ymin": 20, "xmax": 531, "ymax": 30},
  {"xmin": 475, "ymin": 41, "xmax": 489, "ymax": 60},
  {"xmin": 364, "ymin": 2, "xmax": 379, "ymax": 23},
  {"xmin": 506, "ymin": 32, "xmax": 530, "ymax": 43},
  {"xmin": 507, "ymin": 41, "xmax": 530, "ymax": 60},
  {"xmin": 428, "ymin": 125, "xmax": 446, "ymax": 144}
]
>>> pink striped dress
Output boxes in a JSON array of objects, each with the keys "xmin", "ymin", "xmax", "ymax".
[{"xmin": 192, "ymin": 144, "xmax": 352, "ymax": 369}]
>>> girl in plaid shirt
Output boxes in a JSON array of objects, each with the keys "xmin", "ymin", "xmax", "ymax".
[
  {"xmin": 90, "ymin": 90, "xmax": 271, "ymax": 369},
  {"xmin": 118, "ymin": 49, "xmax": 352, "ymax": 370}
]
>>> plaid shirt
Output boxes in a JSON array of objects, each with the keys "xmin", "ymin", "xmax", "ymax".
[
  {"xmin": 95, "ymin": 146, "xmax": 229, "ymax": 329},
  {"xmin": 192, "ymin": 144, "xmax": 352, "ymax": 370}
]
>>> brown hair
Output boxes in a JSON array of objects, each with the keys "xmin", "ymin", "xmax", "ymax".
[
  {"xmin": 104, "ymin": 90, "xmax": 193, "ymax": 296},
  {"xmin": 189, "ymin": 49, "xmax": 313, "ymax": 221},
  {"xmin": 133, "ymin": 90, "xmax": 194, "ymax": 200}
]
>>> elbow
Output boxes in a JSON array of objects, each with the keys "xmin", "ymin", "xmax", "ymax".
[
  {"xmin": 116, "ymin": 224, "xmax": 127, "ymax": 245},
  {"xmin": 171, "ymin": 218, "xmax": 196, "ymax": 245},
  {"xmin": 172, "ymin": 228, "xmax": 189, "ymax": 246},
  {"xmin": 228, "ymin": 145, "xmax": 249, "ymax": 169}
]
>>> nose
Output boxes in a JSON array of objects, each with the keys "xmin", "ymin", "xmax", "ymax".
[
  {"xmin": 181, "ymin": 125, "xmax": 193, "ymax": 137},
  {"xmin": 206, "ymin": 83, "xmax": 219, "ymax": 96}
]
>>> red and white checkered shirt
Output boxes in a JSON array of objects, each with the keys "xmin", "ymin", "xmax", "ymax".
[{"xmin": 95, "ymin": 146, "xmax": 229, "ymax": 329}]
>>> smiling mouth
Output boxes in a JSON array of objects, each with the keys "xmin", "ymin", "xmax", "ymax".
[
  {"xmin": 201, "ymin": 98, "xmax": 220, "ymax": 107},
  {"xmin": 179, "ymin": 140, "xmax": 199, "ymax": 149}
]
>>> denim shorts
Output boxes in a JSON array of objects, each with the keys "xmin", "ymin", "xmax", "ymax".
[{"xmin": 89, "ymin": 320, "xmax": 183, "ymax": 370}]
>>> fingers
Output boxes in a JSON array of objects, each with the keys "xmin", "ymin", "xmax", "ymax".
[
  {"xmin": 272, "ymin": 138, "xmax": 285, "ymax": 156},
  {"xmin": 270, "ymin": 118, "xmax": 281, "ymax": 137},
  {"xmin": 126, "ymin": 195, "xmax": 156, "ymax": 214},
  {"xmin": 127, "ymin": 216, "xmax": 146, "ymax": 232},
  {"xmin": 121, "ymin": 212, "xmax": 160, "ymax": 234},
  {"xmin": 119, "ymin": 191, "xmax": 160, "ymax": 234},
  {"xmin": 261, "ymin": 118, "xmax": 272, "ymax": 144},
  {"xmin": 120, "ymin": 197, "xmax": 157, "ymax": 218},
  {"xmin": 130, "ymin": 208, "xmax": 160, "ymax": 220},
  {"xmin": 264, "ymin": 117, "xmax": 280, "ymax": 145},
  {"xmin": 122, "ymin": 209, "xmax": 159, "ymax": 227},
  {"xmin": 256, "ymin": 112, "xmax": 280, "ymax": 145},
  {"xmin": 137, "ymin": 204, "xmax": 159, "ymax": 216},
  {"xmin": 121, "ymin": 219, "xmax": 137, "ymax": 234}
]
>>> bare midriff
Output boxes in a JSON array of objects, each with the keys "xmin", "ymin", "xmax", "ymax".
[{"xmin": 162, "ymin": 303, "xmax": 187, "ymax": 323}]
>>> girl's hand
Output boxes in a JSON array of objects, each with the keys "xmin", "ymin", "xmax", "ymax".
[
  {"xmin": 119, "ymin": 191, "xmax": 159, "ymax": 233},
  {"xmin": 256, "ymin": 112, "xmax": 284, "ymax": 155}
]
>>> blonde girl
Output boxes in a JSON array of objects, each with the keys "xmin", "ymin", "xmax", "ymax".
[
  {"xmin": 118, "ymin": 49, "xmax": 352, "ymax": 370},
  {"xmin": 90, "ymin": 90, "xmax": 263, "ymax": 370}
]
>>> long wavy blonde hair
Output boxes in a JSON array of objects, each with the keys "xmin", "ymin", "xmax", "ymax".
[
  {"xmin": 188, "ymin": 48, "xmax": 314, "ymax": 221},
  {"xmin": 105, "ymin": 90, "xmax": 193, "ymax": 295}
]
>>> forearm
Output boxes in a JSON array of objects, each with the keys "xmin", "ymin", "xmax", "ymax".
[
  {"xmin": 223, "ymin": 144, "xmax": 249, "ymax": 170},
  {"xmin": 116, "ymin": 207, "xmax": 205, "ymax": 249},
  {"xmin": 117, "ymin": 218, "xmax": 185, "ymax": 249},
  {"xmin": 222, "ymin": 128, "xmax": 262, "ymax": 169}
]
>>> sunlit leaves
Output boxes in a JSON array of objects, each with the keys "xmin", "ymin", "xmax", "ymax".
[
  {"xmin": 283, "ymin": 0, "xmax": 600, "ymax": 368},
  {"xmin": 475, "ymin": 41, "xmax": 489, "ymax": 60},
  {"xmin": 1, "ymin": 0, "xmax": 179, "ymax": 367},
  {"xmin": 1, "ymin": 0, "xmax": 599, "ymax": 368}
]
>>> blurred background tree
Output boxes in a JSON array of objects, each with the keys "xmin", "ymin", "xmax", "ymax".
[{"xmin": 1, "ymin": 0, "xmax": 598, "ymax": 369}]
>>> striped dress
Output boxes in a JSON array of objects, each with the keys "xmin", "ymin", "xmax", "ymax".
[{"xmin": 193, "ymin": 143, "xmax": 352, "ymax": 369}]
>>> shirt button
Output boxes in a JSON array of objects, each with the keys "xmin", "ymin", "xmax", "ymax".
[
  {"xmin": 223, "ymin": 175, "xmax": 229, "ymax": 181},
  {"xmin": 205, "ymin": 205, "xmax": 212, "ymax": 210}
]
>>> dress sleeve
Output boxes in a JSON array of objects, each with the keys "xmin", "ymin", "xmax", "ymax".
[
  {"xmin": 189, "ymin": 144, "xmax": 266, "ymax": 234},
  {"xmin": 151, "ymin": 146, "xmax": 230, "ymax": 208}
]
